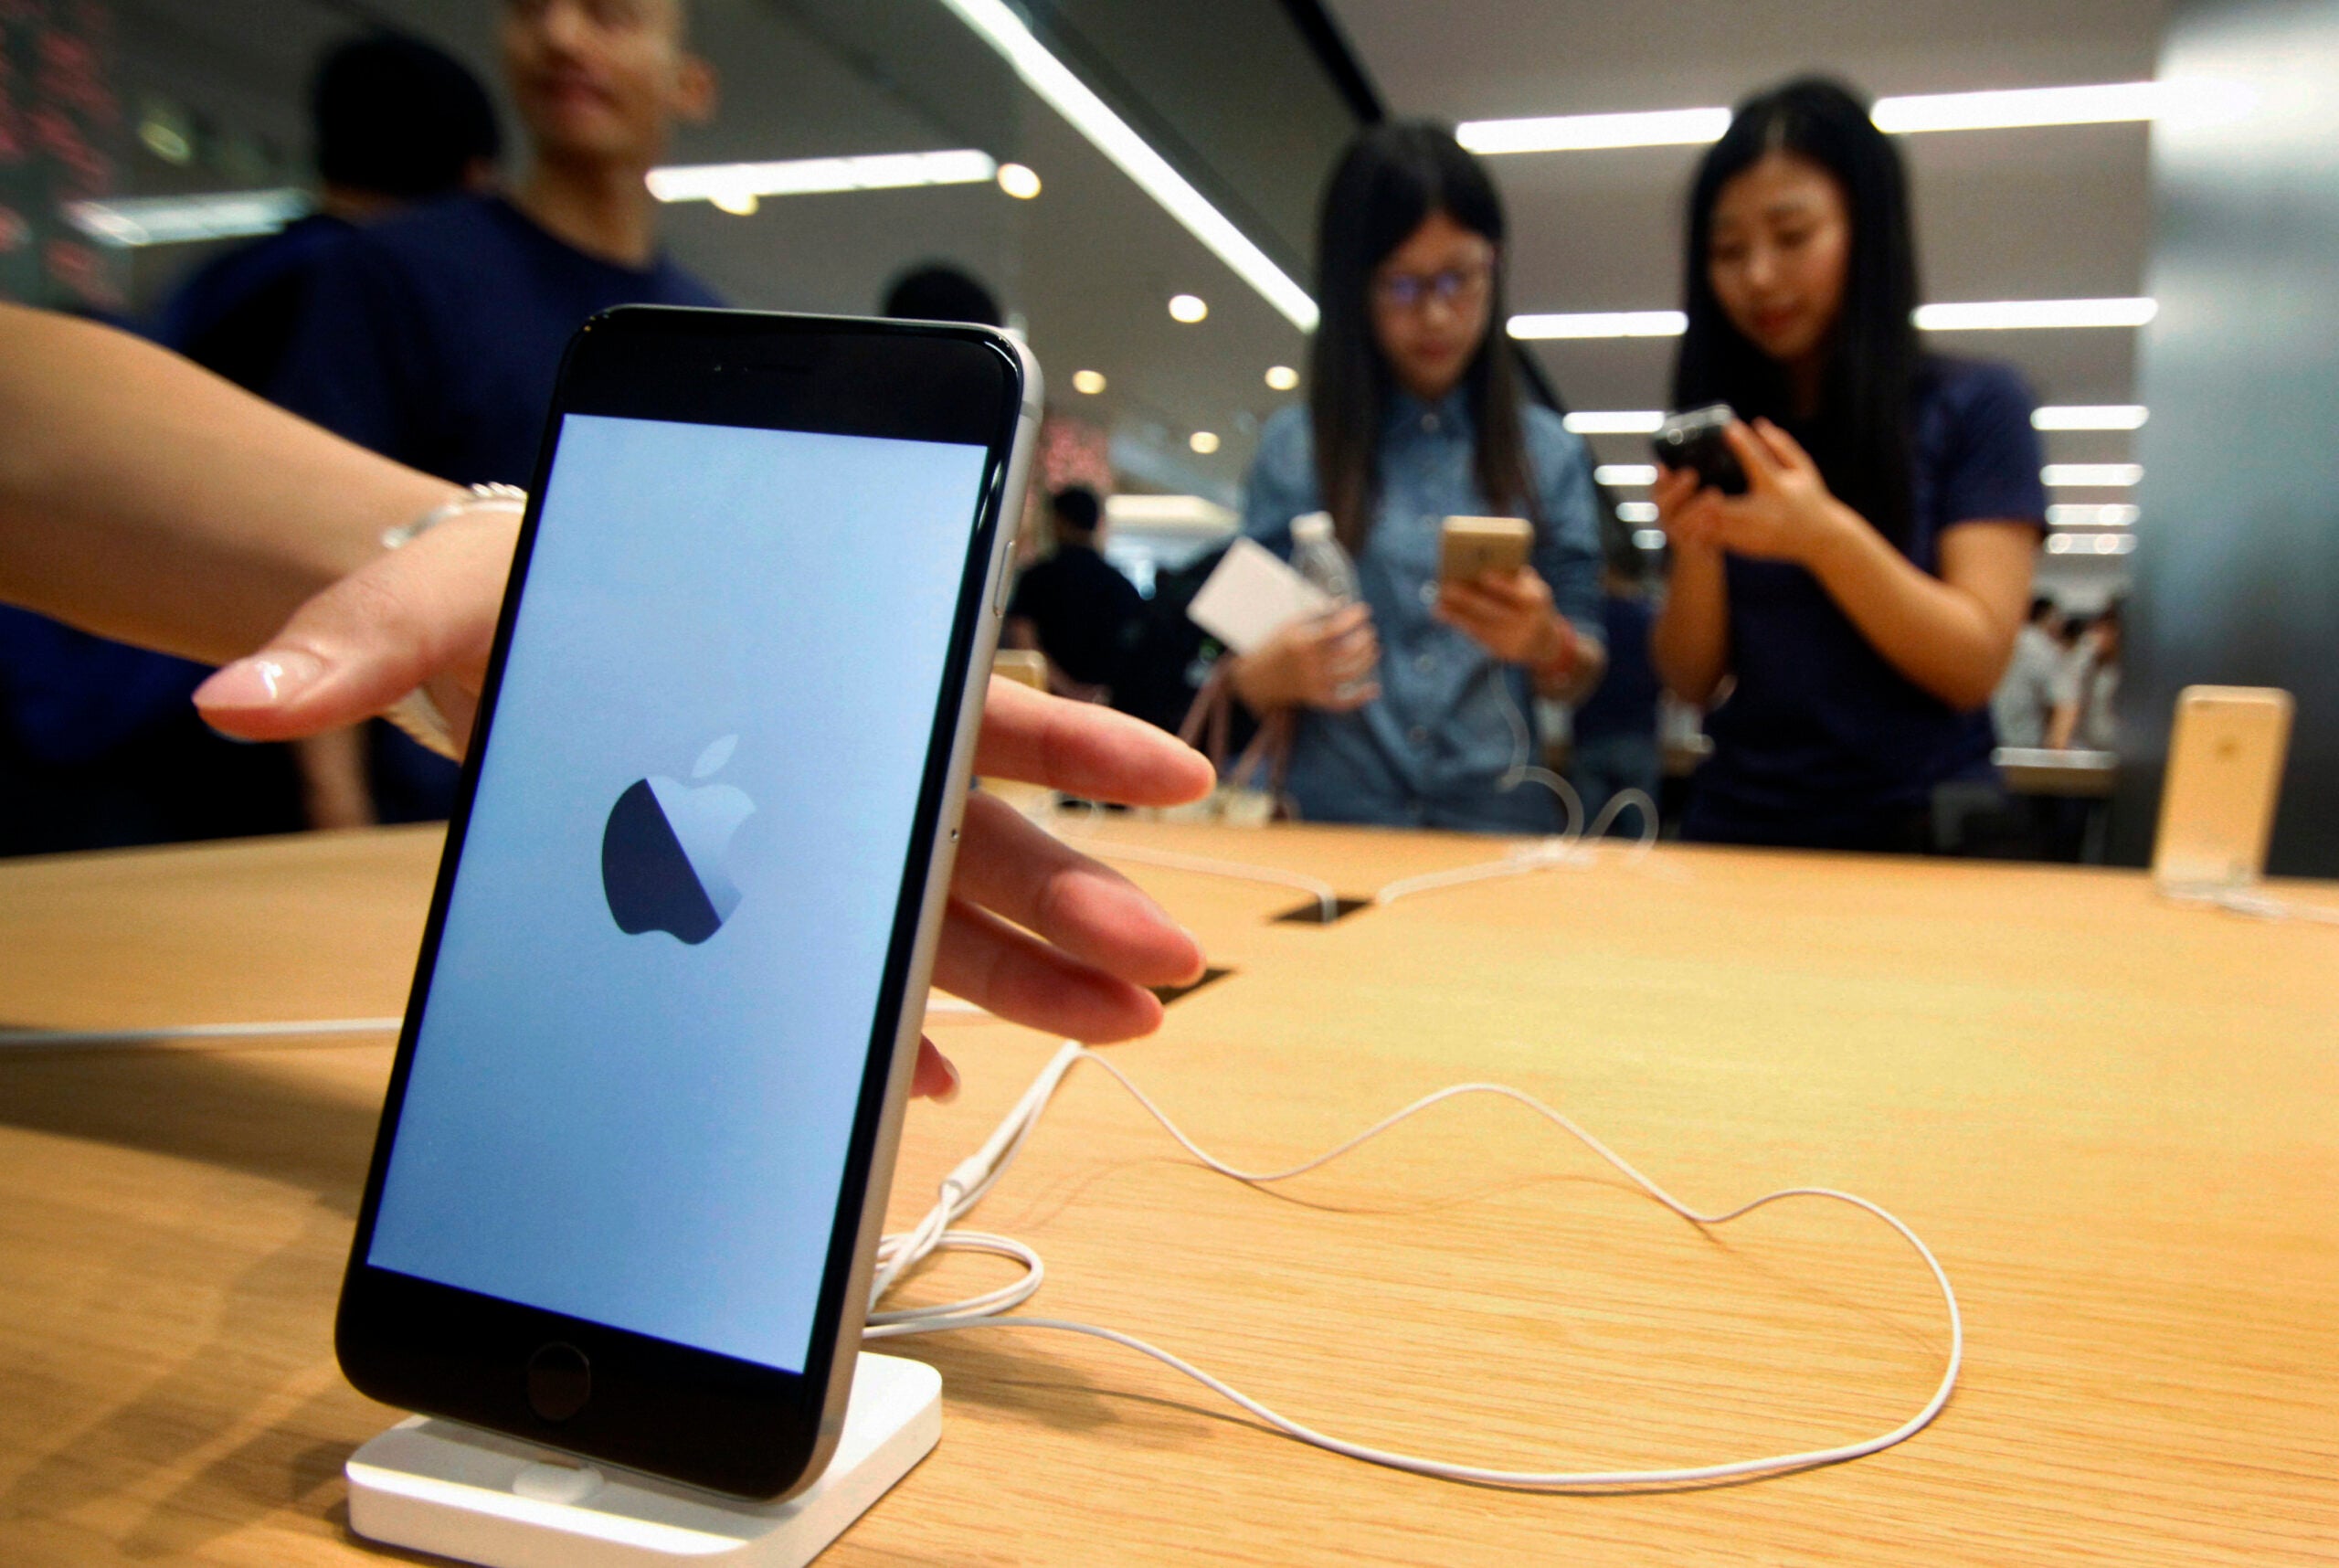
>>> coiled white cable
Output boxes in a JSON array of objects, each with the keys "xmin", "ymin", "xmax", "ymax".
[{"xmin": 869, "ymin": 1040, "xmax": 1963, "ymax": 1490}]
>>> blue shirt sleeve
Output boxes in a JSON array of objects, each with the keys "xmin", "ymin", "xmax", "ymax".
[
  {"xmin": 1524, "ymin": 407, "xmax": 1607, "ymax": 648},
  {"xmin": 266, "ymin": 234, "xmax": 440, "ymax": 470},
  {"xmin": 1241, "ymin": 405, "xmax": 1318, "ymax": 560},
  {"xmin": 1938, "ymin": 363, "xmax": 2048, "ymax": 532}
]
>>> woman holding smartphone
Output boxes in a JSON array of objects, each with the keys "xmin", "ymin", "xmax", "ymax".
[
  {"xmin": 1652, "ymin": 78, "xmax": 2047, "ymax": 852},
  {"xmin": 1232, "ymin": 122, "xmax": 1606, "ymax": 833}
]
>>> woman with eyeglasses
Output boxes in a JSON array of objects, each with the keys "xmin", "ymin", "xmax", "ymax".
[
  {"xmin": 1230, "ymin": 122, "xmax": 1606, "ymax": 832},
  {"xmin": 1652, "ymin": 79, "xmax": 2047, "ymax": 853}
]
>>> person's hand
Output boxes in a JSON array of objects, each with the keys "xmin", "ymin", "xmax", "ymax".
[
  {"xmin": 1660, "ymin": 419, "xmax": 1857, "ymax": 566},
  {"xmin": 193, "ymin": 505, "xmax": 516, "ymax": 756},
  {"xmin": 196, "ymin": 529, "xmax": 1215, "ymax": 1101},
  {"xmin": 1434, "ymin": 564, "xmax": 1561, "ymax": 665},
  {"xmin": 1227, "ymin": 602, "xmax": 1380, "ymax": 713}
]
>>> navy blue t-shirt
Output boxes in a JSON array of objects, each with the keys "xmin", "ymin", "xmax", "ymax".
[
  {"xmin": 1685, "ymin": 358, "xmax": 2047, "ymax": 849},
  {"xmin": 270, "ymin": 195, "xmax": 723, "ymax": 487},
  {"xmin": 269, "ymin": 196, "xmax": 723, "ymax": 818}
]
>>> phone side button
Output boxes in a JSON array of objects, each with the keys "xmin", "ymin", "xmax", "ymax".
[{"xmin": 526, "ymin": 1341, "xmax": 592, "ymax": 1422}]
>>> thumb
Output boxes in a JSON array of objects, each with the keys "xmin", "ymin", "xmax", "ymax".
[{"xmin": 194, "ymin": 512, "xmax": 516, "ymax": 750}]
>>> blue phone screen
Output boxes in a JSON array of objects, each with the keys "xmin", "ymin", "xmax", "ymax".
[{"xmin": 366, "ymin": 412, "xmax": 990, "ymax": 1372}]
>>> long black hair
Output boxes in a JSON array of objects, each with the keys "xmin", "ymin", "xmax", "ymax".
[
  {"xmin": 1672, "ymin": 78, "xmax": 1923, "ymax": 549},
  {"xmin": 1308, "ymin": 122, "xmax": 1536, "ymax": 555}
]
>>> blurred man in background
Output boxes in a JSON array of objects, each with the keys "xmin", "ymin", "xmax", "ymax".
[
  {"xmin": 0, "ymin": 31, "xmax": 502, "ymax": 853},
  {"xmin": 270, "ymin": 0, "xmax": 723, "ymax": 821},
  {"xmin": 155, "ymin": 32, "xmax": 502, "ymax": 394},
  {"xmin": 1990, "ymin": 594, "xmax": 2067, "ymax": 750},
  {"xmin": 1005, "ymin": 486, "xmax": 1142, "ymax": 705}
]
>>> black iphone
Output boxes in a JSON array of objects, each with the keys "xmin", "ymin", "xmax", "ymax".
[
  {"xmin": 1650, "ymin": 403, "xmax": 1749, "ymax": 495},
  {"xmin": 335, "ymin": 307, "xmax": 1039, "ymax": 1499}
]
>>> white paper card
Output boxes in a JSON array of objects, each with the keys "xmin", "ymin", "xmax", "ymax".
[{"xmin": 1187, "ymin": 537, "xmax": 1333, "ymax": 654}]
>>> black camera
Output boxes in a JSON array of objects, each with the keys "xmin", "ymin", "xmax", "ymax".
[{"xmin": 1651, "ymin": 404, "xmax": 1748, "ymax": 495}]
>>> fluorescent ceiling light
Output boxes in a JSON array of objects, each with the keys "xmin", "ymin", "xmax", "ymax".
[
  {"xmin": 1595, "ymin": 464, "xmax": 1659, "ymax": 486},
  {"xmin": 1168, "ymin": 292, "xmax": 1209, "ymax": 323},
  {"xmin": 1916, "ymin": 297, "xmax": 2157, "ymax": 331},
  {"xmin": 1632, "ymin": 527, "xmax": 1669, "ymax": 550},
  {"xmin": 1510, "ymin": 311, "xmax": 1686, "ymax": 340},
  {"xmin": 1071, "ymin": 369, "xmax": 1106, "ymax": 395},
  {"xmin": 2044, "ymin": 463, "xmax": 2143, "ymax": 487},
  {"xmin": 648, "ymin": 149, "xmax": 994, "ymax": 206},
  {"xmin": 1462, "ymin": 80, "xmax": 2254, "ymax": 157},
  {"xmin": 1615, "ymin": 501, "xmax": 1660, "ymax": 524},
  {"xmin": 933, "ymin": 0, "xmax": 1317, "ymax": 332},
  {"xmin": 64, "ymin": 187, "xmax": 309, "ymax": 248},
  {"xmin": 1189, "ymin": 430, "xmax": 1221, "ymax": 454},
  {"xmin": 1458, "ymin": 106, "xmax": 1731, "ymax": 154},
  {"xmin": 1517, "ymin": 300, "xmax": 2153, "ymax": 339},
  {"xmin": 1564, "ymin": 409, "xmax": 1666, "ymax": 435},
  {"xmin": 996, "ymin": 162, "xmax": 1042, "ymax": 199},
  {"xmin": 2034, "ymin": 405, "xmax": 2149, "ymax": 430},
  {"xmin": 1265, "ymin": 365, "xmax": 1300, "ymax": 391},
  {"xmin": 1872, "ymin": 80, "xmax": 2246, "ymax": 133},
  {"xmin": 2048, "ymin": 503, "xmax": 2141, "ymax": 527},
  {"xmin": 1106, "ymin": 493, "xmax": 1238, "ymax": 535},
  {"xmin": 2047, "ymin": 533, "xmax": 2138, "ymax": 555}
]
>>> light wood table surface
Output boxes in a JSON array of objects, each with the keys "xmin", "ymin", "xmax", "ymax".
[{"xmin": 1, "ymin": 821, "xmax": 2333, "ymax": 1564}]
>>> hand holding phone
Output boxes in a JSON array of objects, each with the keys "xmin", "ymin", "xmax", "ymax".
[
  {"xmin": 1439, "ymin": 514, "xmax": 1533, "ymax": 584},
  {"xmin": 1652, "ymin": 404, "xmax": 1749, "ymax": 495}
]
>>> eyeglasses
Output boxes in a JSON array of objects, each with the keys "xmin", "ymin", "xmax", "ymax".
[{"xmin": 1372, "ymin": 263, "xmax": 1492, "ymax": 312}]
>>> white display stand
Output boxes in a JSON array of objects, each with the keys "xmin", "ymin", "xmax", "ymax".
[{"xmin": 346, "ymin": 1352, "xmax": 940, "ymax": 1567}]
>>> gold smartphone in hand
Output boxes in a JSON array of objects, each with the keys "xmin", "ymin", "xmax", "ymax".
[
  {"xmin": 2153, "ymin": 685, "xmax": 2292, "ymax": 889},
  {"xmin": 1439, "ymin": 515, "xmax": 1532, "ymax": 584}
]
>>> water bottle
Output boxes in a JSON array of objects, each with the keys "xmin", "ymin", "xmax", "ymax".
[
  {"xmin": 1289, "ymin": 512, "xmax": 1372, "ymax": 703},
  {"xmin": 1290, "ymin": 511, "xmax": 1360, "ymax": 605}
]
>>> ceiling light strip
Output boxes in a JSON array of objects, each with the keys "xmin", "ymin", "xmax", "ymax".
[
  {"xmin": 1464, "ymin": 79, "xmax": 2251, "ymax": 155},
  {"xmin": 65, "ymin": 187, "xmax": 310, "ymax": 249},
  {"xmin": 2044, "ymin": 463, "xmax": 2144, "ymax": 487},
  {"xmin": 646, "ymin": 149, "xmax": 995, "ymax": 204},
  {"xmin": 2033, "ymin": 404, "xmax": 2149, "ymax": 430},
  {"xmin": 1512, "ymin": 299, "xmax": 2154, "ymax": 340},
  {"xmin": 932, "ymin": 0, "xmax": 1318, "ymax": 332}
]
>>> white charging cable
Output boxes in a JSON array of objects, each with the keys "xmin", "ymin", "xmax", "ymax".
[
  {"xmin": 869, "ymin": 1039, "xmax": 1962, "ymax": 1490},
  {"xmin": 2160, "ymin": 883, "xmax": 2339, "ymax": 926}
]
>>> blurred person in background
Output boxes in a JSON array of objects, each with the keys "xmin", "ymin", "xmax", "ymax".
[
  {"xmin": 2048, "ymin": 599, "xmax": 2122, "ymax": 753},
  {"xmin": 0, "ymin": 31, "xmax": 503, "ymax": 852},
  {"xmin": 880, "ymin": 261, "xmax": 1004, "ymax": 328},
  {"xmin": 1231, "ymin": 122, "xmax": 1605, "ymax": 832},
  {"xmin": 269, "ymin": 0, "xmax": 722, "ymax": 823},
  {"xmin": 1567, "ymin": 564, "xmax": 1664, "ymax": 828},
  {"xmin": 0, "ymin": 302, "xmax": 1216, "ymax": 1096},
  {"xmin": 1991, "ymin": 594, "xmax": 2067, "ymax": 750},
  {"xmin": 1004, "ymin": 485, "xmax": 1142, "ymax": 705},
  {"xmin": 1651, "ymin": 78, "xmax": 2046, "ymax": 853},
  {"xmin": 155, "ymin": 32, "xmax": 503, "ymax": 393}
]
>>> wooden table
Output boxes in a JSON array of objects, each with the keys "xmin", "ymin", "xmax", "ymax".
[{"xmin": 2, "ymin": 821, "xmax": 2333, "ymax": 1564}]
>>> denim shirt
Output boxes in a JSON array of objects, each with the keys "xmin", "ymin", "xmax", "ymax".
[{"xmin": 1241, "ymin": 393, "xmax": 1605, "ymax": 833}]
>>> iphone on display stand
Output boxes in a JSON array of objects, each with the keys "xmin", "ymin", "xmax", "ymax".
[
  {"xmin": 333, "ymin": 306, "xmax": 1039, "ymax": 1524},
  {"xmin": 2153, "ymin": 685, "xmax": 2292, "ymax": 890}
]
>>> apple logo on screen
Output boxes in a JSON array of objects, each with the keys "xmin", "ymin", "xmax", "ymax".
[{"xmin": 600, "ymin": 735, "xmax": 756, "ymax": 945}]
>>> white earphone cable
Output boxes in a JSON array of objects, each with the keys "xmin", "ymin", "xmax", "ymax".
[{"xmin": 869, "ymin": 1041, "xmax": 1963, "ymax": 1491}]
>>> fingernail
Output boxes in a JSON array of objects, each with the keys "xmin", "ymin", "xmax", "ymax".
[
  {"xmin": 935, "ymin": 1055, "xmax": 961, "ymax": 1104},
  {"xmin": 195, "ymin": 649, "xmax": 325, "ymax": 710}
]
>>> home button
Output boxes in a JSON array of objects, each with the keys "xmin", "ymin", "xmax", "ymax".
[{"xmin": 525, "ymin": 1342, "xmax": 592, "ymax": 1422}]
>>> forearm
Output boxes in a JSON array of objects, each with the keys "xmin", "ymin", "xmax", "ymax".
[
  {"xmin": 1802, "ymin": 507, "xmax": 2016, "ymax": 711},
  {"xmin": 0, "ymin": 305, "xmax": 457, "ymax": 665},
  {"xmin": 1652, "ymin": 546, "xmax": 1730, "ymax": 703}
]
